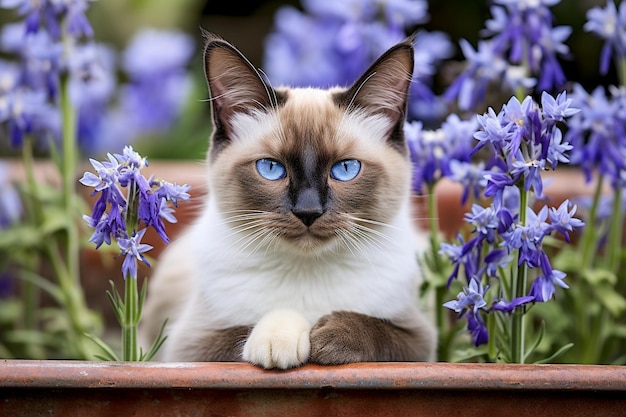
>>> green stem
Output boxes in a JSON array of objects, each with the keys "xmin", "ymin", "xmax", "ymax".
[
  {"xmin": 581, "ymin": 174, "xmax": 604, "ymax": 270},
  {"xmin": 511, "ymin": 187, "xmax": 529, "ymax": 364},
  {"xmin": 426, "ymin": 183, "xmax": 449, "ymax": 361},
  {"xmin": 56, "ymin": 26, "xmax": 93, "ymax": 359},
  {"xmin": 122, "ymin": 273, "xmax": 139, "ymax": 361},
  {"xmin": 605, "ymin": 185, "xmax": 623, "ymax": 274},
  {"xmin": 59, "ymin": 70, "xmax": 80, "ymax": 287},
  {"xmin": 20, "ymin": 137, "xmax": 41, "ymax": 332}
]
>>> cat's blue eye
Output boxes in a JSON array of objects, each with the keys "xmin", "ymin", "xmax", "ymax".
[
  {"xmin": 330, "ymin": 159, "xmax": 361, "ymax": 182},
  {"xmin": 256, "ymin": 158, "xmax": 287, "ymax": 181}
]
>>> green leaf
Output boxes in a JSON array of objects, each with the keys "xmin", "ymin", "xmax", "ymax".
[
  {"xmin": 0, "ymin": 224, "xmax": 42, "ymax": 249},
  {"xmin": 0, "ymin": 299, "xmax": 22, "ymax": 324},
  {"xmin": 582, "ymin": 268, "xmax": 618, "ymax": 286},
  {"xmin": 20, "ymin": 270, "xmax": 64, "ymax": 304},
  {"xmin": 40, "ymin": 207, "xmax": 70, "ymax": 235},
  {"xmin": 140, "ymin": 318, "xmax": 168, "ymax": 361},
  {"xmin": 525, "ymin": 321, "xmax": 546, "ymax": 362},
  {"xmin": 533, "ymin": 343, "xmax": 574, "ymax": 364},
  {"xmin": 593, "ymin": 285, "xmax": 626, "ymax": 317},
  {"xmin": 84, "ymin": 333, "xmax": 120, "ymax": 361}
]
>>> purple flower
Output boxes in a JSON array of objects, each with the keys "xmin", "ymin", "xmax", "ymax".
[
  {"xmin": 548, "ymin": 200, "xmax": 585, "ymax": 243},
  {"xmin": 81, "ymin": 146, "xmax": 191, "ymax": 278},
  {"xmin": 566, "ymin": 84, "xmax": 626, "ymax": 187},
  {"xmin": 465, "ymin": 204, "xmax": 499, "ymax": 242},
  {"xmin": 491, "ymin": 295, "xmax": 535, "ymax": 313},
  {"xmin": 264, "ymin": 0, "xmax": 451, "ymax": 120},
  {"xmin": 117, "ymin": 229, "xmax": 152, "ymax": 280},
  {"xmin": 466, "ymin": 310, "xmax": 489, "ymax": 346},
  {"xmin": 501, "ymin": 206, "xmax": 550, "ymax": 268},
  {"xmin": 528, "ymin": 252, "xmax": 569, "ymax": 302},
  {"xmin": 448, "ymin": 160, "xmax": 485, "ymax": 204},
  {"xmin": 0, "ymin": 87, "xmax": 59, "ymax": 147},
  {"xmin": 0, "ymin": 0, "xmax": 94, "ymax": 40},
  {"xmin": 444, "ymin": 278, "xmax": 490, "ymax": 346},
  {"xmin": 443, "ymin": 278, "xmax": 489, "ymax": 315},
  {"xmin": 406, "ymin": 114, "xmax": 477, "ymax": 193},
  {"xmin": 584, "ymin": 0, "xmax": 626, "ymax": 75},
  {"xmin": 541, "ymin": 91, "xmax": 580, "ymax": 122}
]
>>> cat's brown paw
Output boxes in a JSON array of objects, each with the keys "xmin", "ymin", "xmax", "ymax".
[{"xmin": 309, "ymin": 311, "xmax": 379, "ymax": 365}]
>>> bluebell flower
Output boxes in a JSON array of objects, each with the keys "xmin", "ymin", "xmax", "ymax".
[
  {"xmin": 448, "ymin": 160, "xmax": 486, "ymax": 204},
  {"xmin": 584, "ymin": 0, "xmax": 626, "ymax": 75},
  {"xmin": 465, "ymin": 204, "xmax": 499, "ymax": 242},
  {"xmin": 466, "ymin": 309, "xmax": 489, "ymax": 346},
  {"xmin": 81, "ymin": 146, "xmax": 191, "ymax": 278},
  {"xmin": 566, "ymin": 83, "xmax": 626, "ymax": 187},
  {"xmin": 548, "ymin": 200, "xmax": 585, "ymax": 243},
  {"xmin": 541, "ymin": 91, "xmax": 580, "ymax": 122},
  {"xmin": 264, "ymin": 0, "xmax": 451, "ymax": 120},
  {"xmin": 443, "ymin": 278, "xmax": 488, "ymax": 315},
  {"xmin": 501, "ymin": 206, "xmax": 550, "ymax": 268},
  {"xmin": 0, "ymin": 0, "xmax": 94, "ymax": 40},
  {"xmin": 116, "ymin": 29, "xmax": 193, "ymax": 139},
  {"xmin": 444, "ymin": 278, "xmax": 490, "ymax": 346},
  {"xmin": 406, "ymin": 114, "xmax": 477, "ymax": 194},
  {"xmin": 1, "ymin": 22, "xmax": 62, "ymax": 99},
  {"xmin": 68, "ymin": 42, "xmax": 117, "ymax": 151},
  {"xmin": 529, "ymin": 252, "xmax": 568, "ymax": 302},
  {"xmin": 0, "ymin": 87, "xmax": 59, "ymax": 147},
  {"xmin": 444, "ymin": 39, "xmax": 525, "ymax": 111},
  {"xmin": 117, "ymin": 229, "xmax": 152, "ymax": 280},
  {"xmin": 491, "ymin": 295, "xmax": 535, "ymax": 313},
  {"xmin": 446, "ymin": 0, "xmax": 569, "ymax": 111}
]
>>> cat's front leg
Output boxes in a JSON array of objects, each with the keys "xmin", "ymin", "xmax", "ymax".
[
  {"xmin": 309, "ymin": 311, "xmax": 435, "ymax": 364},
  {"xmin": 243, "ymin": 309, "xmax": 312, "ymax": 369}
]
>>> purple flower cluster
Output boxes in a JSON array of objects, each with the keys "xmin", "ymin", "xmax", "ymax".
[
  {"xmin": 0, "ymin": 0, "xmax": 94, "ymax": 40},
  {"xmin": 566, "ymin": 84, "xmax": 626, "ymax": 188},
  {"xmin": 441, "ymin": 92, "xmax": 584, "ymax": 346},
  {"xmin": 584, "ymin": 0, "xmax": 626, "ymax": 75},
  {"xmin": 405, "ymin": 114, "xmax": 478, "ymax": 198},
  {"xmin": 263, "ymin": 0, "xmax": 453, "ymax": 122},
  {"xmin": 0, "ymin": 1, "xmax": 194, "ymax": 153},
  {"xmin": 445, "ymin": 0, "xmax": 570, "ymax": 111},
  {"xmin": 80, "ymin": 146, "xmax": 190, "ymax": 279}
]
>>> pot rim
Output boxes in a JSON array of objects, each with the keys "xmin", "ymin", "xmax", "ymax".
[{"xmin": 1, "ymin": 360, "xmax": 624, "ymax": 391}]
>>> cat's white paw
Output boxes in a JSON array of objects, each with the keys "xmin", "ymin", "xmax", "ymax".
[{"xmin": 243, "ymin": 309, "xmax": 311, "ymax": 369}]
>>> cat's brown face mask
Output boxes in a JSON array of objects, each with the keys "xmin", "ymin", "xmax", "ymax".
[{"xmin": 202, "ymin": 31, "xmax": 416, "ymax": 254}]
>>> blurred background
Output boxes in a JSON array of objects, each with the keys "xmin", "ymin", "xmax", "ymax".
[{"xmin": 0, "ymin": 0, "xmax": 615, "ymax": 162}]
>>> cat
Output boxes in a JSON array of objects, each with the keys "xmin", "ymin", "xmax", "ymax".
[{"xmin": 138, "ymin": 31, "xmax": 436, "ymax": 368}]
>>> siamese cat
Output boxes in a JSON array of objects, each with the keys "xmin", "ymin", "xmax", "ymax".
[{"xmin": 139, "ymin": 31, "xmax": 436, "ymax": 368}]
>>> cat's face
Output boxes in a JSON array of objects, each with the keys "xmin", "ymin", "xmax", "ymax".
[{"xmin": 202, "ymin": 32, "xmax": 415, "ymax": 254}]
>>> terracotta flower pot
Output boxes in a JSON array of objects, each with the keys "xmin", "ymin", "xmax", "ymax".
[
  {"xmin": 3, "ymin": 161, "xmax": 624, "ymax": 416},
  {"xmin": 1, "ymin": 361, "xmax": 625, "ymax": 417}
]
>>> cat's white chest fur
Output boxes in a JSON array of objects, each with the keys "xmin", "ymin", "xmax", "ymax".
[{"xmin": 188, "ymin": 199, "xmax": 420, "ymax": 329}]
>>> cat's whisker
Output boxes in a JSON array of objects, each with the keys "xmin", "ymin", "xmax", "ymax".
[
  {"xmin": 345, "ymin": 214, "xmax": 401, "ymax": 231},
  {"xmin": 215, "ymin": 219, "xmax": 272, "ymax": 244},
  {"xmin": 349, "ymin": 225, "xmax": 389, "ymax": 255},
  {"xmin": 335, "ymin": 228, "xmax": 381, "ymax": 276}
]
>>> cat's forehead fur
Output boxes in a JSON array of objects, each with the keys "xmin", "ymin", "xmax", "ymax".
[{"xmin": 226, "ymin": 87, "xmax": 396, "ymax": 157}]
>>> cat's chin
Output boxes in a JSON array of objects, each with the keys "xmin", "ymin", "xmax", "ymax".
[{"xmin": 279, "ymin": 232, "xmax": 341, "ymax": 255}]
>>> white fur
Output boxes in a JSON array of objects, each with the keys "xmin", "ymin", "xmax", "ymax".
[
  {"xmin": 242, "ymin": 309, "xmax": 311, "ymax": 369},
  {"xmin": 161, "ymin": 196, "xmax": 422, "ymax": 363}
]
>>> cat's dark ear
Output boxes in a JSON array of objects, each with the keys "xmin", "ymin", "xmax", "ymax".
[
  {"xmin": 336, "ymin": 36, "xmax": 414, "ymax": 141},
  {"xmin": 202, "ymin": 30, "xmax": 278, "ymax": 144}
]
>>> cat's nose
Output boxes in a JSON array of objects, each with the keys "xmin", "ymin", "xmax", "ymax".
[
  {"xmin": 292, "ymin": 188, "xmax": 324, "ymax": 226},
  {"xmin": 292, "ymin": 208, "xmax": 323, "ymax": 226}
]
